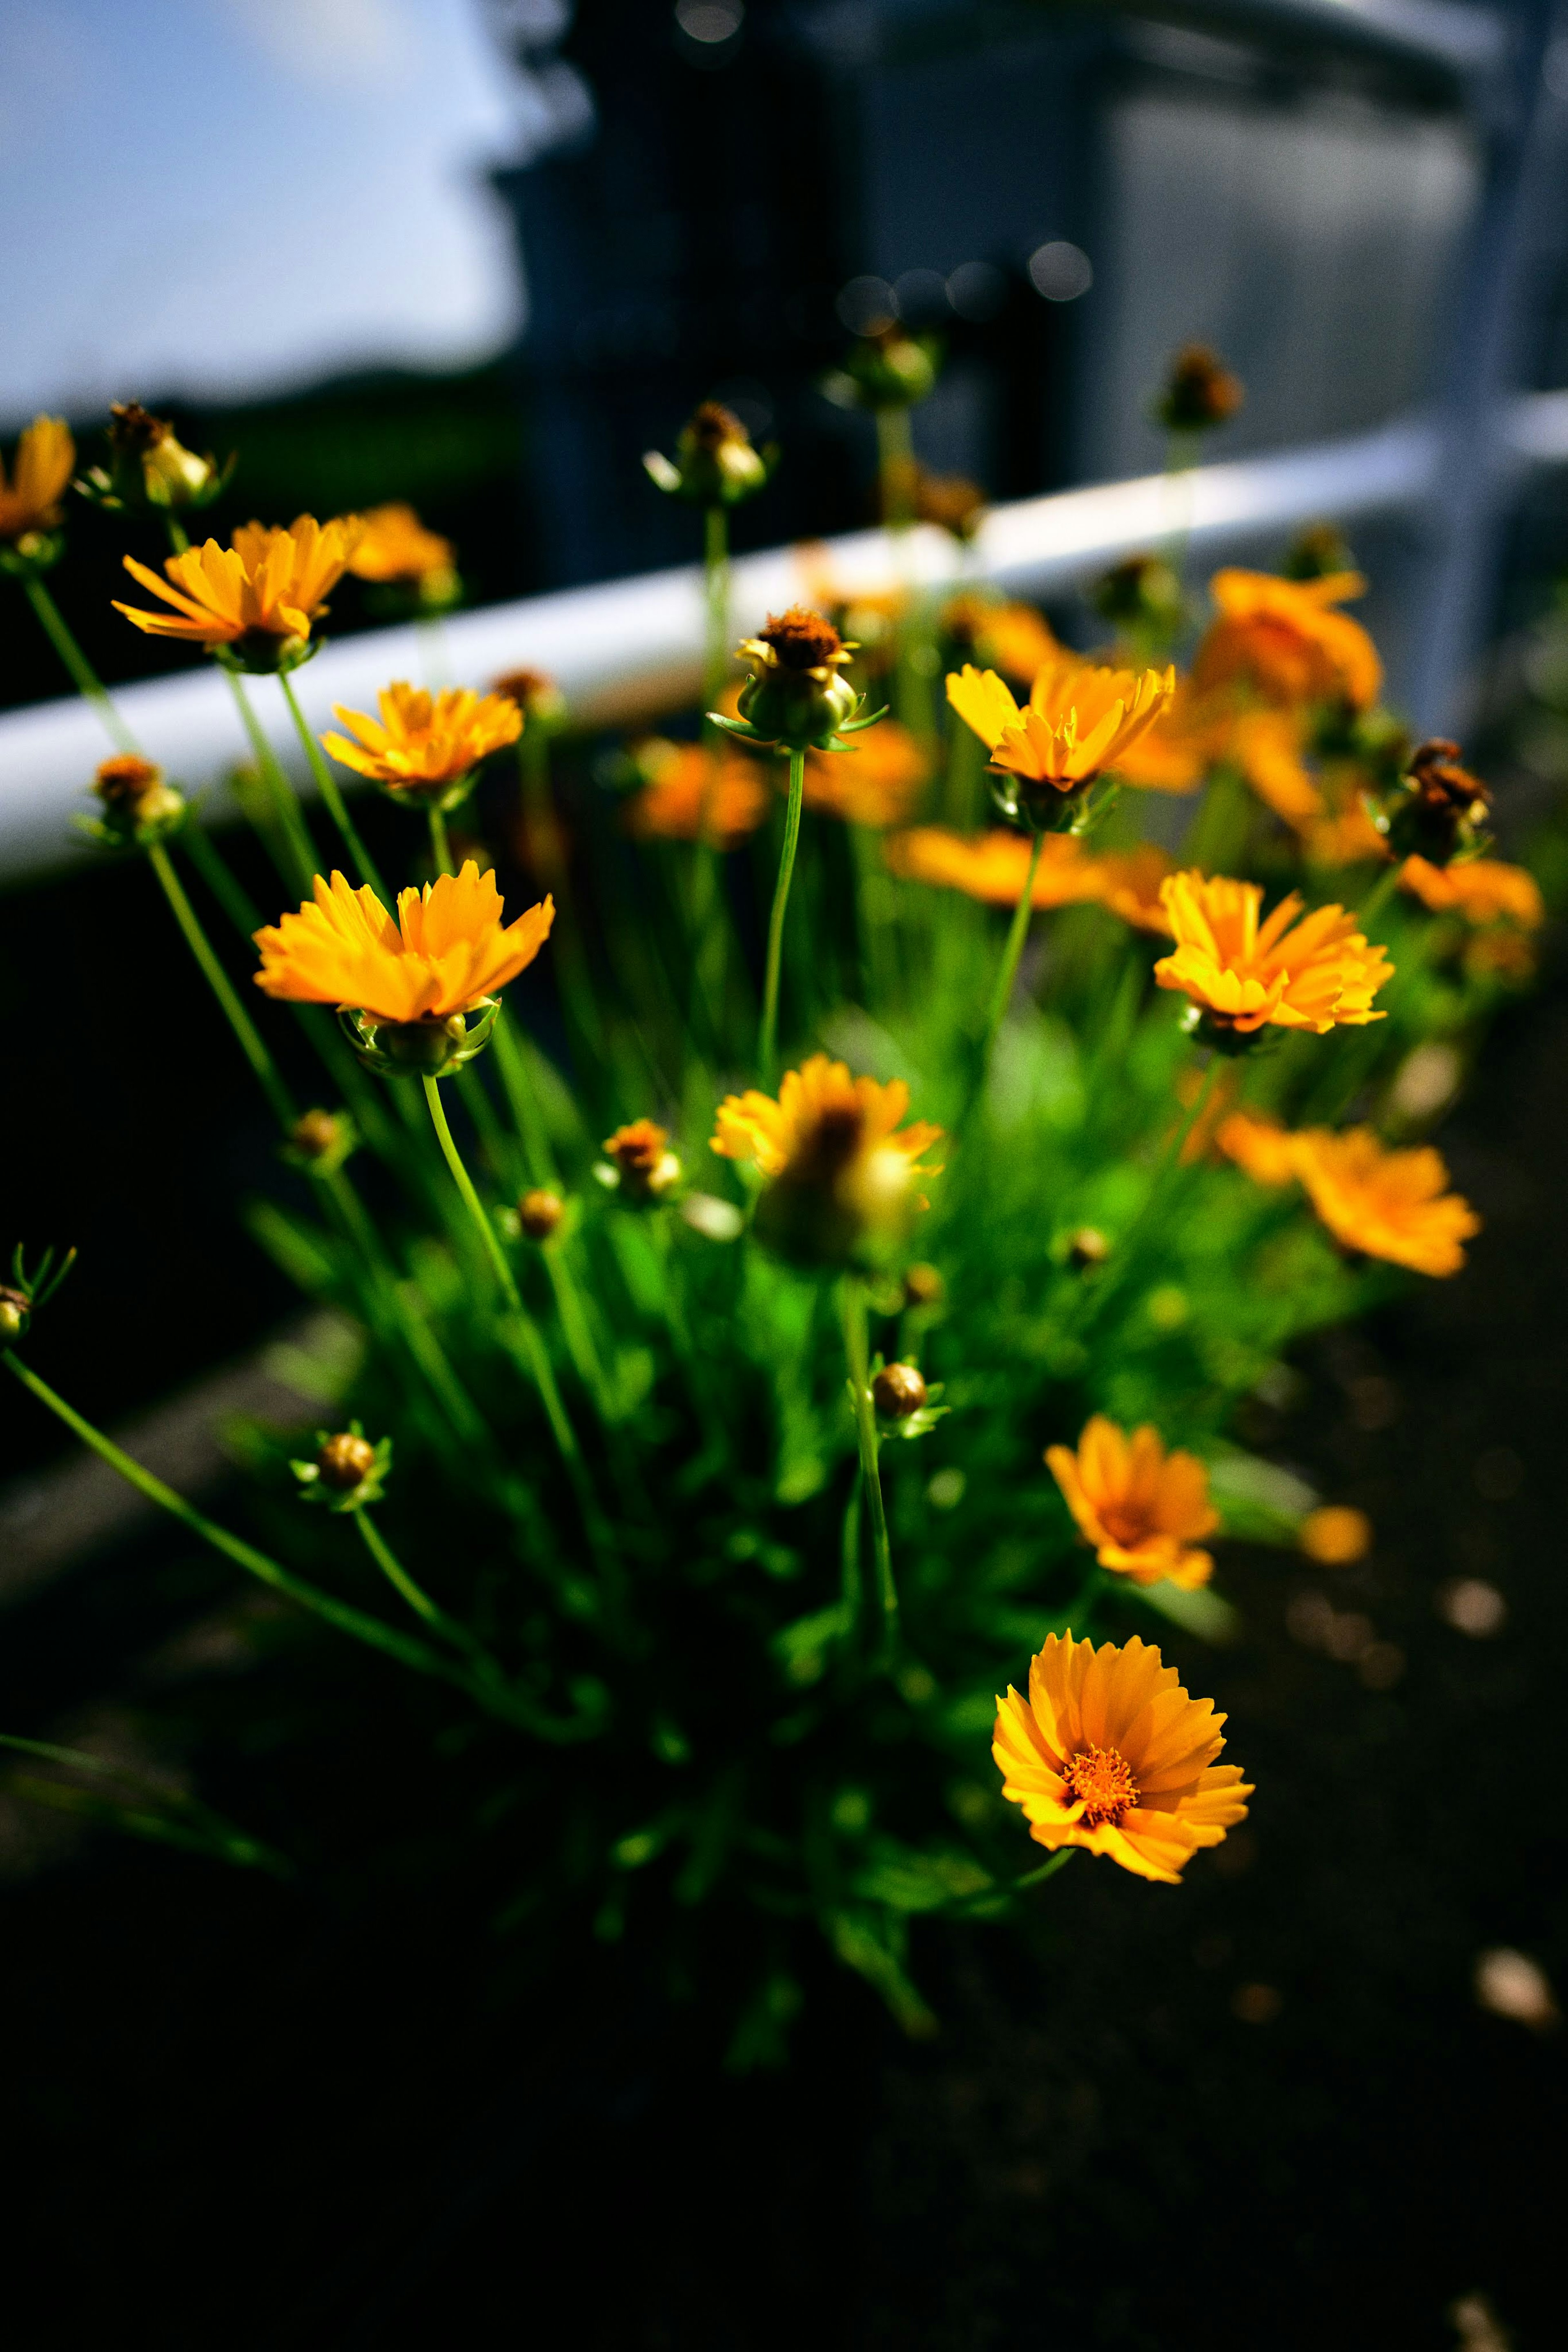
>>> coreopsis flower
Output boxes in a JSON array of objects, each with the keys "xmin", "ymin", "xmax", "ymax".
[
  {"xmin": 625, "ymin": 740, "xmax": 771, "ymax": 847},
  {"xmin": 114, "ymin": 514, "xmax": 365, "ymax": 672},
  {"xmin": 993, "ymin": 1630, "xmax": 1252, "ymax": 1884},
  {"xmin": 710, "ymin": 1053, "xmax": 942, "ymax": 1267},
  {"xmin": 321, "ymin": 683, "xmax": 521, "ymax": 807},
  {"xmin": 940, "ymin": 593, "xmax": 1062, "ymax": 684},
  {"xmin": 1371, "ymin": 738, "xmax": 1494, "ymax": 865},
  {"xmin": 720, "ymin": 606, "xmax": 871, "ymax": 753},
  {"xmin": 1155, "ymin": 344, "xmax": 1245, "ymax": 434},
  {"xmin": 1192, "ymin": 568, "xmax": 1381, "ymax": 711},
  {"xmin": 603, "ymin": 1119, "xmax": 682, "ymax": 1202},
  {"xmin": 1400, "ymin": 855, "xmax": 1543, "ymax": 927},
  {"xmin": 1154, "ymin": 872, "xmax": 1392, "ymax": 1041},
  {"xmin": 644, "ymin": 400, "xmax": 774, "ymax": 505},
  {"xmin": 945, "ymin": 658, "xmax": 1175, "ymax": 830},
  {"xmin": 80, "ymin": 404, "xmax": 229, "ymax": 515},
  {"xmin": 85, "ymin": 754, "xmax": 186, "ymax": 844},
  {"xmin": 802, "ymin": 719, "xmax": 928, "ymax": 828},
  {"xmin": 0, "ymin": 416, "xmax": 74, "ymax": 562},
  {"xmin": 1214, "ymin": 1109, "xmax": 1300, "ymax": 1186},
  {"xmin": 1046, "ymin": 1416, "xmax": 1220, "ymax": 1590},
  {"xmin": 883, "ymin": 827, "xmax": 1173, "ymax": 933},
  {"xmin": 254, "ymin": 861, "xmax": 552, "ymax": 1078},
  {"xmin": 346, "ymin": 503, "xmax": 459, "ymax": 605},
  {"xmin": 1292, "ymin": 1127, "xmax": 1480, "ymax": 1276}
]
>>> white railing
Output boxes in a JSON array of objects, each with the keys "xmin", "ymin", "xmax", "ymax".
[{"xmin": 2, "ymin": 392, "xmax": 1565, "ymax": 883}]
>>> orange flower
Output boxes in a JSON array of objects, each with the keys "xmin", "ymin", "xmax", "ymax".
[
  {"xmin": 346, "ymin": 502, "xmax": 457, "ymax": 592},
  {"xmin": 1214, "ymin": 1109, "xmax": 1301, "ymax": 1186},
  {"xmin": 941, "ymin": 593, "xmax": 1063, "ymax": 682},
  {"xmin": 993, "ymin": 1631, "xmax": 1252, "ymax": 1884},
  {"xmin": 1400, "ymin": 856, "xmax": 1544, "ymax": 929},
  {"xmin": 1046, "ymin": 1415, "xmax": 1219, "ymax": 1589},
  {"xmin": 711, "ymin": 1054, "xmax": 942, "ymax": 1265},
  {"xmin": 0, "ymin": 416, "xmax": 74, "ymax": 542},
  {"xmin": 1193, "ymin": 568, "xmax": 1381, "ymax": 711},
  {"xmin": 254, "ymin": 861, "xmax": 552, "ymax": 1023},
  {"xmin": 802, "ymin": 719, "xmax": 929, "ymax": 828},
  {"xmin": 1305, "ymin": 803, "xmax": 1390, "ymax": 868},
  {"xmin": 625, "ymin": 740, "xmax": 771, "ymax": 848},
  {"xmin": 947, "ymin": 658, "xmax": 1175, "ymax": 793},
  {"xmin": 1154, "ymin": 872, "xmax": 1392, "ymax": 1035},
  {"xmin": 1292, "ymin": 1126, "xmax": 1480, "ymax": 1276},
  {"xmin": 884, "ymin": 827, "xmax": 1173, "ymax": 933},
  {"xmin": 321, "ymin": 682, "xmax": 520, "ymax": 798},
  {"xmin": 1111, "ymin": 686, "xmax": 1325, "ymax": 828},
  {"xmin": 114, "ymin": 515, "xmax": 364, "ymax": 659}
]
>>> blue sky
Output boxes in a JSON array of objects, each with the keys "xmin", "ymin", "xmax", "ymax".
[{"xmin": 0, "ymin": 0, "xmax": 538, "ymax": 426}]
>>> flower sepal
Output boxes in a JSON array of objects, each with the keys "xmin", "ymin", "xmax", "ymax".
[
  {"xmin": 292, "ymin": 1423, "xmax": 391, "ymax": 1513},
  {"xmin": 991, "ymin": 769, "xmax": 1121, "ymax": 839},
  {"xmin": 1178, "ymin": 1003, "xmax": 1276, "ymax": 1059},
  {"xmin": 0, "ymin": 1243, "xmax": 78, "ymax": 1345},
  {"xmin": 338, "ymin": 997, "xmax": 500, "ymax": 1080},
  {"xmin": 214, "ymin": 631, "xmax": 318, "ymax": 679}
]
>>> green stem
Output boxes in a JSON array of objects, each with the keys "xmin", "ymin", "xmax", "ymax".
[
  {"xmin": 146, "ymin": 840, "xmax": 296, "ymax": 1130},
  {"xmin": 703, "ymin": 503, "xmax": 730, "ymax": 716},
  {"xmin": 423, "ymin": 1076, "xmax": 523, "ymax": 1313},
  {"xmin": 1358, "ymin": 861, "xmax": 1403, "ymax": 930},
  {"xmin": 22, "ymin": 577, "xmax": 138, "ymax": 751},
  {"xmin": 224, "ymin": 668, "xmax": 319, "ymax": 894},
  {"xmin": 759, "ymin": 745, "xmax": 806, "ymax": 1079},
  {"xmin": 279, "ymin": 669, "xmax": 389, "ymax": 902},
  {"xmin": 875, "ymin": 407, "xmax": 915, "ymax": 530},
  {"xmin": 356, "ymin": 1508, "xmax": 460, "ymax": 1641},
  {"xmin": 841, "ymin": 1275, "xmax": 898, "ymax": 1660},
  {"xmin": 428, "ymin": 803, "xmax": 453, "ymax": 876},
  {"xmin": 978, "ymin": 829, "xmax": 1045, "ymax": 1076}
]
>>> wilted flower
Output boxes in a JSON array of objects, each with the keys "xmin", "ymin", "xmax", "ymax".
[
  {"xmin": 0, "ymin": 416, "xmax": 74, "ymax": 550},
  {"xmin": 1154, "ymin": 872, "xmax": 1392, "ymax": 1040},
  {"xmin": 1292, "ymin": 1127, "xmax": 1480, "ymax": 1276},
  {"xmin": 80, "ymin": 404, "xmax": 229, "ymax": 515},
  {"xmin": 321, "ymin": 683, "xmax": 521, "ymax": 805},
  {"xmin": 1373, "ymin": 738, "xmax": 1494, "ymax": 865},
  {"xmin": 1400, "ymin": 855, "xmax": 1542, "ymax": 927},
  {"xmin": 644, "ymin": 400, "xmax": 773, "ymax": 506},
  {"xmin": 725, "ymin": 606, "xmax": 865, "ymax": 752},
  {"xmin": 1046, "ymin": 1416, "xmax": 1219, "ymax": 1589},
  {"xmin": 940, "ymin": 593, "xmax": 1062, "ymax": 684},
  {"xmin": 1193, "ymin": 569, "xmax": 1381, "ymax": 712},
  {"xmin": 115, "ymin": 515, "xmax": 365, "ymax": 671},
  {"xmin": 625, "ymin": 740, "xmax": 770, "ymax": 847},
  {"xmin": 603, "ymin": 1120, "xmax": 682, "ymax": 1202},
  {"xmin": 254, "ymin": 862, "xmax": 552, "ymax": 1077},
  {"xmin": 1155, "ymin": 344, "xmax": 1245, "ymax": 434},
  {"xmin": 993, "ymin": 1630, "xmax": 1252, "ymax": 1884},
  {"xmin": 946, "ymin": 658, "xmax": 1175, "ymax": 828},
  {"xmin": 711, "ymin": 1053, "xmax": 942, "ymax": 1267}
]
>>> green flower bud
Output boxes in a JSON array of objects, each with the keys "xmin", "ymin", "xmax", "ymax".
[
  {"xmin": 644, "ymin": 401, "xmax": 774, "ymax": 506},
  {"xmin": 839, "ymin": 329, "xmax": 940, "ymax": 412},
  {"xmin": 735, "ymin": 606, "xmax": 860, "ymax": 751}
]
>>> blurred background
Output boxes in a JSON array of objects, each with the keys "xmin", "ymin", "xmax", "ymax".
[{"xmin": 4, "ymin": 3, "xmax": 1568, "ymax": 2345}]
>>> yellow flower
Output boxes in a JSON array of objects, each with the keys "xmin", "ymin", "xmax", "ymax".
[
  {"xmin": 1154, "ymin": 872, "xmax": 1392, "ymax": 1036},
  {"xmin": 1214, "ymin": 1109, "xmax": 1301, "ymax": 1186},
  {"xmin": 946, "ymin": 658, "xmax": 1175, "ymax": 794},
  {"xmin": 883, "ymin": 827, "xmax": 1174, "ymax": 933},
  {"xmin": 346, "ymin": 503, "xmax": 457, "ymax": 593},
  {"xmin": 625, "ymin": 741, "xmax": 771, "ymax": 847},
  {"xmin": 1400, "ymin": 855, "xmax": 1544, "ymax": 929},
  {"xmin": 802, "ymin": 719, "xmax": 929, "ymax": 828},
  {"xmin": 254, "ymin": 861, "xmax": 552, "ymax": 1024},
  {"xmin": 1193, "ymin": 568, "xmax": 1381, "ymax": 711},
  {"xmin": 1292, "ymin": 1126, "xmax": 1480, "ymax": 1277},
  {"xmin": 321, "ymin": 682, "xmax": 521, "ymax": 800},
  {"xmin": 993, "ymin": 1630, "xmax": 1252, "ymax": 1884},
  {"xmin": 710, "ymin": 1053, "xmax": 942, "ymax": 1266},
  {"xmin": 114, "ymin": 515, "xmax": 365, "ymax": 665},
  {"xmin": 1045, "ymin": 1416, "xmax": 1219, "ymax": 1589},
  {"xmin": 0, "ymin": 416, "xmax": 74, "ymax": 543}
]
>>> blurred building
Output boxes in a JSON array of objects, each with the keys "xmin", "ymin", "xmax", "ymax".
[{"xmin": 488, "ymin": 0, "xmax": 1511, "ymax": 593}]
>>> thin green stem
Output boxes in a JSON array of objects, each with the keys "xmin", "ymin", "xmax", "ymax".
[
  {"xmin": 428, "ymin": 803, "xmax": 453, "ymax": 876},
  {"xmin": 875, "ymin": 407, "xmax": 915, "ymax": 530},
  {"xmin": 1358, "ymin": 861, "xmax": 1403, "ymax": 930},
  {"xmin": 978, "ymin": 829, "xmax": 1045, "ymax": 1076},
  {"xmin": 759, "ymin": 745, "xmax": 806, "ymax": 1079},
  {"xmin": 703, "ymin": 502, "xmax": 730, "ymax": 715},
  {"xmin": 146, "ymin": 840, "xmax": 296, "ymax": 1130},
  {"xmin": 22, "ymin": 577, "xmax": 138, "ymax": 751},
  {"xmin": 279, "ymin": 669, "xmax": 389, "ymax": 902},
  {"xmin": 224, "ymin": 669, "xmax": 318, "ymax": 893},
  {"xmin": 841, "ymin": 1275, "xmax": 898, "ymax": 1660},
  {"xmin": 423, "ymin": 1075, "xmax": 523, "ymax": 1313},
  {"xmin": 356, "ymin": 1508, "xmax": 457, "ymax": 1638}
]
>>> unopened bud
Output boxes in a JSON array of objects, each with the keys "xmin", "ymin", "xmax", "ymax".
[
  {"xmin": 287, "ymin": 1108, "xmax": 354, "ymax": 1173},
  {"xmin": 317, "ymin": 1431, "xmax": 376, "ymax": 1491},
  {"xmin": 872, "ymin": 1362, "xmax": 928, "ymax": 1419},
  {"xmin": 0, "ymin": 1287, "xmax": 30, "ymax": 1341},
  {"xmin": 903, "ymin": 1262, "xmax": 945, "ymax": 1309},
  {"xmin": 1067, "ymin": 1226, "xmax": 1110, "ymax": 1269},
  {"xmin": 91, "ymin": 754, "xmax": 185, "ymax": 837},
  {"xmin": 603, "ymin": 1120, "xmax": 682, "ymax": 1202},
  {"xmin": 519, "ymin": 1187, "xmax": 565, "ymax": 1240},
  {"xmin": 644, "ymin": 400, "xmax": 772, "ymax": 506},
  {"xmin": 103, "ymin": 403, "xmax": 227, "ymax": 510},
  {"xmin": 842, "ymin": 328, "xmax": 939, "ymax": 412},
  {"xmin": 1155, "ymin": 344, "xmax": 1244, "ymax": 434},
  {"xmin": 735, "ymin": 606, "xmax": 860, "ymax": 751},
  {"xmin": 492, "ymin": 667, "xmax": 568, "ymax": 733}
]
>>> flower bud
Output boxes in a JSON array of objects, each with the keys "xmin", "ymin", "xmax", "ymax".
[
  {"xmin": 89, "ymin": 754, "xmax": 186, "ymax": 842},
  {"xmin": 903, "ymin": 1262, "xmax": 945, "ymax": 1310},
  {"xmin": 493, "ymin": 667, "xmax": 569, "ymax": 735},
  {"xmin": 840, "ymin": 328, "xmax": 939, "ymax": 411},
  {"xmin": 1376, "ymin": 738, "xmax": 1492, "ymax": 866},
  {"xmin": 89, "ymin": 403, "xmax": 229, "ymax": 512},
  {"xmin": 285, "ymin": 1107, "xmax": 355, "ymax": 1175},
  {"xmin": 0, "ymin": 1287, "xmax": 30, "ymax": 1341},
  {"xmin": 317, "ymin": 1431, "xmax": 376, "ymax": 1491},
  {"xmin": 872, "ymin": 1361, "xmax": 927, "ymax": 1419},
  {"xmin": 1155, "ymin": 345, "xmax": 1244, "ymax": 434},
  {"xmin": 644, "ymin": 401, "xmax": 773, "ymax": 506},
  {"xmin": 735, "ymin": 607, "xmax": 860, "ymax": 751},
  {"xmin": 519, "ymin": 1187, "xmax": 565, "ymax": 1240},
  {"xmin": 603, "ymin": 1120, "xmax": 682, "ymax": 1202}
]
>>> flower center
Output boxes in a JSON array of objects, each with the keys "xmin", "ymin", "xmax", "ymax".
[{"xmin": 1061, "ymin": 1743, "xmax": 1140, "ymax": 1828}]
